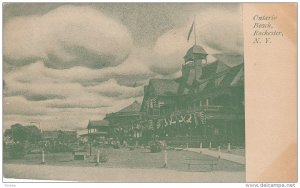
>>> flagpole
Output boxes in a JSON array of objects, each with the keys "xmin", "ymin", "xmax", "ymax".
[{"xmin": 193, "ymin": 15, "xmax": 197, "ymax": 45}]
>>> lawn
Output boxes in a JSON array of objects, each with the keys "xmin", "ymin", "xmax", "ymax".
[{"xmin": 4, "ymin": 147, "xmax": 245, "ymax": 172}]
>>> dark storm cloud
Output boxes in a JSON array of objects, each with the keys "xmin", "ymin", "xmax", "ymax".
[
  {"xmin": 47, "ymin": 103, "xmax": 110, "ymax": 109},
  {"xmin": 24, "ymin": 94, "xmax": 66, "ymax": 101}
]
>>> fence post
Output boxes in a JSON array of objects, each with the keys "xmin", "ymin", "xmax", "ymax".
[
  {"xmin": 209, "ymin": 142, "xmax": 212, "ymax": 150},
  {"xmin": 218, "ymin": 146, "xmax": 221, "ymax": 159},
  {"xmin": 227, "ymin": 143, "xmax": 231, "ymax": 152},
  {"xmin": 199, "ymin": 142, "xmax": 202, "ymax": 154},
  {"xmin": 164, "ymin": 149, "xmax": 168, "ymax": 168},
  {"xmin": 41, "ymin": 150, "xmax": 45, "ymax": 164},
  {"xmin": 96, "ymin": 149, "xmax": 100, "ymax": 166}
]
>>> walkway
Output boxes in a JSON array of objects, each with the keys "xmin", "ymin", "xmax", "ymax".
[
  {"xmin": 4, "ymin": 163, "xmax": 245, "ymax": 182},
  {"xmin": 187, "ymin": 148, "xmax": 245, "ymax": 165}
]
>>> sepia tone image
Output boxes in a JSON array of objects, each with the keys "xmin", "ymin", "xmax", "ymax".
[{"xmin": 3, "ymin": 3, "xmax": 245, "ymax": 182}]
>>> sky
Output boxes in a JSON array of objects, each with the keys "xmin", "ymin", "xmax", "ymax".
[{"xmin": 3, "ymin": 3, "xmax": 243, "ymax": 131}]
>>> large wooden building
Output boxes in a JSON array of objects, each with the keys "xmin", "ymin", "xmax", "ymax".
[
  {"xmin": 140, "ymin": 44, "xmax": 244, "ymax": 147},
  {"xmin": 94, "ymin": 44, "xmax": 244, "ymax": 147}
]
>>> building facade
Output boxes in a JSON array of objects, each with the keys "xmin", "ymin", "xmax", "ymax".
[
  {"xmin": 104, "ymin": 101, "xmax": 142, "ymax": 144},
  {"xmin": 140, "ymin": 44, "xmax": 244, "ymax": 147}
]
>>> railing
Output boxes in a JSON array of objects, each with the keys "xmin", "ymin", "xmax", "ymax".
[{"xmin": 172, "ymin": 105, "xmax": 243, "ymax": 115}]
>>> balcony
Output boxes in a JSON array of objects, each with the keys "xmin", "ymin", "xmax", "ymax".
[{"xmin": 150, "ymin": 104, "xmax": 244, "ymax": 118}]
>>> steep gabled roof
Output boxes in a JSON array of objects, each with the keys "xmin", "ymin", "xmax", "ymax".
[
  {"xmin": 201, "ymin": 61, "xmax": 230, "ymax": 79},
  {"xmin": 212, "ymin": 53, "xmax": 244, "ymax": 67},
  {"xmin": 105, "ymin": 101, "xmax": 142, "ymax": 118},
  {"xmin": 149, "ymin": 79, "xmax": 179, "ymax": 96},
  {"xmin": 118, "ymin": 101, "xmax": 141, "ymax": 113},
  {"xmin": 220, "ymin": 63, "xmax": 244, "ymax": 87},
  {"xmin": 87, "ymin": 120, "xmax": 109, "ymax": 129},
  {"xmin": 194, "ymin": 63, "xmax": 244, "ymax": 92}
]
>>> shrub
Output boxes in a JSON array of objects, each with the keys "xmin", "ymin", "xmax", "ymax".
[
  {"xmin": 99, "ymin": 153, "xmax": 108, "ymax": 163},
  {"xmin": 9, "ymin": 143, "xmax": 26, "ymax": 159},
  {"xmin": 47, "ymin": 143, "xmax": 73, "ymax": 153},
  {"xmin": 149, "ymin": 140, "xmax": 163, "ymax": 153}
]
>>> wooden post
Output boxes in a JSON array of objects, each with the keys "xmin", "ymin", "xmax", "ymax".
[
  {"xmin": 209, "ymin": 142, "xmax": 212, "ymax": 150},
  {"xmin": 88, "ymin": 128, "xmax": 92, "ymax": 156},
  {"xmin": 218, "ymin": 146, "xmax": 221, "ymax": 159},
  {"xmin": 97, "ymin": 150, "xmax": 100, "ymax": 164},
  {"xmin": 164, "ymin": 150, "xmax": 168, "ymax": 168},
  {"xmin": 199, "ymin": 142, "xmax": 202, "ymax": 154},
  {"xmin": 89, "ymin": 142, "xmax": 92, "ymax": 156},
  {"xmin": 228, "ymin": 143, "xmax": 231, "ymax": 152},
  {"xmin": 41, "ymin": 150, "xmax": 45, "ymax": 164}
]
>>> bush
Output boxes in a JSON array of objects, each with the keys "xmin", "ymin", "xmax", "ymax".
[
  {"xmin": 149, "ymin": 140, "xmax": 163, "ymax": 153},
  {"xmin": 99, "ymin": 154, "xmax": 108, "ymax": 163},
  {"xmin": 46, "ymin": 143, "xmax": 73, "ymax": 153},
  {"xmin": 9, "ymin": 143, "xmax": 26, "ymax": 159}
]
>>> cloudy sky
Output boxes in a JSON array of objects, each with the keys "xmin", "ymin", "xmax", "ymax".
[{"xmin": 3, "ymin": 3, "xmax": 243, "ymax": 131}]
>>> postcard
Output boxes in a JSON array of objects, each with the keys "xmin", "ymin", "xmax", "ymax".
[{"xmin": 2, "ymin": 3, "xmax": 297, "ymax": 183}]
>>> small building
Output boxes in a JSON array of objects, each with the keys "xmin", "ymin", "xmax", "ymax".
[
  {"xmin": 42, "ymin": 130, "xmax": 60, "ymax": 141},
  {"xmin": 42, "ymin": 130, "xmax": 77, "ymax": 143},
  {"xmin": 105, "ymin": 101, "xmax": 142, "ymax": 128},
  {"xmin": 104, "ymin": 101, "xmax": 142, "ymax": 144},
  {"xmin": 85, "ymin": 120, "xmax": 111, "ymax": 140},
  {"xmin": 58, "ymin": 130, "xmax": 77, "ymax": 143}
]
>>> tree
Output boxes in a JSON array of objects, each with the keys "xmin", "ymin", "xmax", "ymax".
[
  {"xmin": 4, "ymin": 123, "xmax": 41, "ymax": 144},
  {"xmin": 26, "ymin": 125, "xmax": 42, "ymax": 143}
]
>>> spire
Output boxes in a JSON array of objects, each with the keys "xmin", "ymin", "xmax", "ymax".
[
  {"xmin": 193, "ymin": 15, "xmax": 197, "ymax": 45},
  {"xmin": 187, "ymin": 15, "xmax": 197, "ymax": 45}
]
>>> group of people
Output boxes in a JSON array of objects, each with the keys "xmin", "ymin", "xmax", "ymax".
[{"xmin": 111, "ymin": 111, "xmax": 208, "ymax": 145}]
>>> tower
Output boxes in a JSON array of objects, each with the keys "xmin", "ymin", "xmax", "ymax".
[{"xmin": 182, "ymin": 44, "xmax": 208, "ymax": 86}]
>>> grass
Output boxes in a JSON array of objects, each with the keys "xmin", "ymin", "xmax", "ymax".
[{"xmin": 4, "ymin": 147, "xmax": 245, "ymax": 172}]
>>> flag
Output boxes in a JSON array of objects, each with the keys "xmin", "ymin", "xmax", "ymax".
[
  {"xmin": 169, "ymin": 116, "xmax": 176, "ymax": 125},
  {"xmin": 185, "ymin": 114, "xmax": 192, "ymax": 123},
  {"xmin": 179, "ymin": 115, "xmax": 185, "ymax": 123},
  {"xmin": 199, "ymin": 111, "xmax": 206, "ymax": 124},
  {"xmin": 164, "ymin": 118, "xmax": 169, "ymax": 127},
  {"xmin": 156, "ymin": 119, "xmax": 162, "ymax": 129},
  {"xmin": 187, "ymin": 22, "xmax": 194, "ymax": 41}
]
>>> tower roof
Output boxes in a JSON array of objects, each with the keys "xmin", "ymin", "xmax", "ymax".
[
  {"xmin": 184, "ymin": 45, "xmax": 208, "ymax": 61},
  {"xmin": 185, "ymin": 45, "xmax": 208, "ymax": 55}
]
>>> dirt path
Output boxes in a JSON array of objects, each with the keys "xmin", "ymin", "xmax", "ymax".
[{"xmin": 4, "ymin": 163, "xmax": 245, "ymax": 182}]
